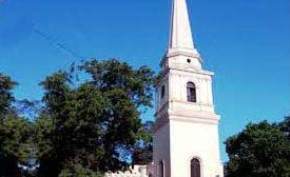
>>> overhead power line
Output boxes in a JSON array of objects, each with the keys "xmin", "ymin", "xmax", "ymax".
[{"xmin": 32, "ymin": 23, "xmax": 86, "ymax": 60}]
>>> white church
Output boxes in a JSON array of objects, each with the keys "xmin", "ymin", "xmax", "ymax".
[{"xmin": 106, "ymin": 0, "xmax": 224, "ymax": 176}]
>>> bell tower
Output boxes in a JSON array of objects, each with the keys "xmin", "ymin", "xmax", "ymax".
[{"xmin": 153, "ymin": 0, "xmax": 224, "ymax": 177}]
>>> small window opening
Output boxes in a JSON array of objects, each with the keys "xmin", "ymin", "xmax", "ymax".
[
  {"xmin": 161, "ymin": 85, "xmax": 165, "ymax": 99},
  {"xmin": 187, "ymin": 82, "xmax": 197, "ymax": 102},
  {"xmin": 159, "ymin": 161, "xmax": 164, "ymax": 177},
  {"xmin": 187, "ymin": 59, "xmax": 191, "ymax": 63}
]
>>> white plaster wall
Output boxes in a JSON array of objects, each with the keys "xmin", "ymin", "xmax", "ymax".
[
  {"xmin": 168, "ymin": 69, "xmax": 213, "ymax": 106},
  {"xmin": 169, "ymin": 119, "xmax": 223, "ymax": 177},
  {"xmin": 168, "ymin": 69, "xmax": 215, "ymax": 116},
  {"xmin": 153, "ymin": 123, "xmax": 171, "ymax": 177},
  {"xmin": 155, "ymin": 60, "xmax": 223, "ymax": 177},
  {"xmin": 167, "ymin": 55, "xmax": 202, "ymax": 70},
  {"xmin": 105, "ymin": 165, "xmax": 152, "ymax": 177}
]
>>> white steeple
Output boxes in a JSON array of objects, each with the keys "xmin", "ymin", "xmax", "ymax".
[
  {"xmin": 167, "ymin": 0, "xmax": 200, "ymax": 58},
  {"xmin": 169, "ymin": 0, "xmax": 194, "ymax": 49},
  {"xmin": 153, "ymin": 1, "xmax": 224, "ymax": 177}
]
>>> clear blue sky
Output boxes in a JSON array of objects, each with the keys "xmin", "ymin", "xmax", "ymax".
[{"xmin": 1, "ymin": 0, "xmax": 290, "ymax": 161}]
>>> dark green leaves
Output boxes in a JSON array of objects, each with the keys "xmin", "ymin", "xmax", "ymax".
[
  {"xmin": 0, "ymin": 73, "xmax": 17, "ymax": 119},
  {"xmin": 279, "ymin": 116, "xmax": 290, "ymax": 141},
  {"xmin": 81, "ymin": 59, "xmax": 154, "ymax": 108},
  {"xmin": 133, "ymin": 121, "xmax": 154, "ymax": 165},
  {"xmin": 225, "ymin": 121, "xmax": 290, "ymax": 177},
  {"xmin": 36, "ymin": 59, "xmax": 155, "ymax": 177},
  {"xmin": 0, "ymin": 73, "xmax": 32, "ymax": 177}
]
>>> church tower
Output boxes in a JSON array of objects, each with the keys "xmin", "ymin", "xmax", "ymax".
[{"xmin": 153, "ymin": 0, "xmax": 224, "ymax": 177}]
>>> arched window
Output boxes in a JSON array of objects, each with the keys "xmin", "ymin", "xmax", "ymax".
[
  {"xmin": 159, "ymin": 161, "xmax": 164, "ymax": 177},
  {"xmin": 191, "ymin": 158, "xmax": 201, "ymax": 177},
  {"xmin": 187, "ymin": 82, "xmax": 196, "ymax": 102}
]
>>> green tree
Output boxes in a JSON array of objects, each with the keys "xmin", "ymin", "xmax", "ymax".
[
  {"xmin": 59, "ymin": 163, "xmax": 103, "ymax": 177},
  {"xmin": 132, "ymin": 121, "xmax": 154, "ymax": 165},
  {"xmin": 0, "ymin": 73, "xmax": 33, "ymax": 177},
  {"xmin": 225, "ymin": 121, "xmax": 290, "ymax": 177},
  {"xmin": 0, "ymin": 73, "xmax": 16, "ymax": 118},
  {"xmin": 35, "ymin": 59, "xmax": 155, "ymax": 177},
  {"xmin": 279, "ymin": 115, "xmax": 290, "ymax": 140}
]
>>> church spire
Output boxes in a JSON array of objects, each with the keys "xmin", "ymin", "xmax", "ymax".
[{"xmin": 167, "ymin": 0, "xmax": 200, "ymax": 60}]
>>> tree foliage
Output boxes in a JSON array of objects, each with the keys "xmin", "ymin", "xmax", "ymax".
[
  {"xmin": 280, "ymin": 115, "xmax": 290, "ymax": 141},
  {"xmin": 132, "ymin": 121, "xmax": 154, "ymax": 165},
  {"xmin": 58, "ymin": 164, "xmax": 103, "ymax": 177},
  {"xmin": 35, "ymin": 59, "xmax": 155, "ymax": 177},
  {"xmin": 0, "ymin": 73, "xmax": 32, "ymax": 177},
  {"xmin": 3, "ymin": 59, "xmax": 289, "ymax": 177},
  {"xmin": 0, "ymin": 73, "xmax": 17, "ymax": 118},
  {"xmin": 225, "ymin": 121, "xmax": 290, "ymax": 177}
]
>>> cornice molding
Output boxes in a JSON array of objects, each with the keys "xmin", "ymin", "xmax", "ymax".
[{"xmin": 154, "ymin": 112, "xmax": 220, "ymax": 133}]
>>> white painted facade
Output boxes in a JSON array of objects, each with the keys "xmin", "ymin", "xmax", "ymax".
[
  {"xmin": 153, "ymin": 0, "xmax": 224, "ymax": 176},
  {"xmin": 105, "ymin": 165, "xmax": 154, "ymax": 177},
  {"xmin": 106, "ymin": 0, "xmax": 224, "ymax": 176}
]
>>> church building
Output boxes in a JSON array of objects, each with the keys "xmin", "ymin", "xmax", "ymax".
[
  {"xmin": 153, "ymin": 0, "xmax": 224, "ymax": 176},
  {"xmin": 106, "ymin": 0, "xmax": 224, "ymax": 176}
]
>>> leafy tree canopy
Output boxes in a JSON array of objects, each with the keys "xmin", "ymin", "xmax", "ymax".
[
  {"xmin": 59, "ymin": 163, "xmax": 103, "ymax": 177},
  {"xmin": 0, "ymin": 73, "xmax": 32, "ymax": 177},
  {"xmin": 279, "ymin": 115, "xmax": 290, "ymax": 140},
  {"xmin": 133, "ymin": 121, "xmax": 154, "ymax": 165},
  {"xmin": 0, "ymin": 73, "xmax": 17, "ymax": 118},
  {"xmin": 35, "ymin": 59, "xmax": 155, "ymax": 177},
  {"xmin": 225, "ymin": 121, "xmax": 290, "ymax": 177}
]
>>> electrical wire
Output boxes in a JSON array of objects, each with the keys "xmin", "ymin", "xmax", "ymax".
[{"xmin": 32, "ymin": 24, "xmax": 85, "ymax": 60}]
